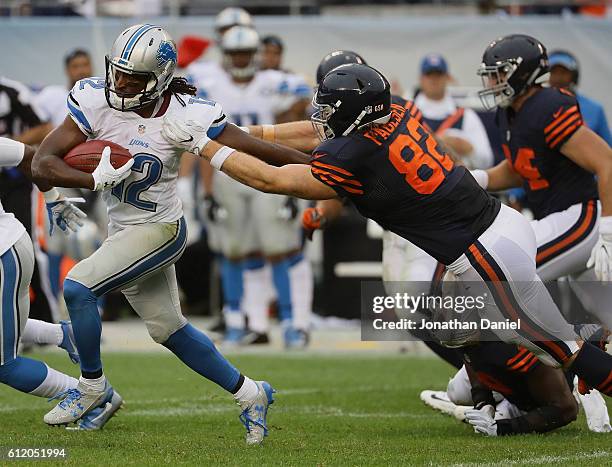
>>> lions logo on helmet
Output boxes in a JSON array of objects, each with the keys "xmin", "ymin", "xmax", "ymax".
[{"xmin": 105, "ymin": 24, "xmax": 177, "ymax": 111}]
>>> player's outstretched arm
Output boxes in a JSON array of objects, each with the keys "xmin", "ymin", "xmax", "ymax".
[
  {"xmin": 246, "ymin": 121, "xmax": 319, "ymax": 154},
  {"xmin": 471, "ymin": 160, "xmax": 523, "ymax": 192},
  {"xmin": 216, "ymin": 122, "xmax": 311, "ymax": 166},
  {"xmin": 202, "ymin": 140, "xmax": 336, "ymax": 200},
  {"xmin": 561, "ymin": 126, "xmax": 612, "ymax": 217},
  {"xmin": 32, "ymin": 116, "xmax": 94, "ymax": 189}
]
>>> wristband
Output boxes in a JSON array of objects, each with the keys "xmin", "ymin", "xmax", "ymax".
[
  {"xmin": 470, "ymin": 169, "xmax": 489, "ymax": 190},
  {"xmin": 210, "ymin": 146, "xmax": 236, "ymax": 170},
  {"xmin": 599, "ymin": 216, "xmax": 612, "ymax": 235},
  {"xmin": 262, "ymin": 124, "xmax": 275, "ymax": 142},
  {"xmin": 43, "ymin": 187, "xmax": 61, "ymax": 202},
  {"xmin": 0, "ymin": 137, "xmax": 25, "ymax": 166}
]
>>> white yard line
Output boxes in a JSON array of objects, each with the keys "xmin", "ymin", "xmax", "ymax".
[{"xmin": 452, "ymin": 450, "xmax": 611, "ymax": 467}]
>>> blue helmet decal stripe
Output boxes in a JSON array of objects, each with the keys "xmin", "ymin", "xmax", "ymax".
[
  {"xmin": 122, "ymin": 24, "xmax": 156, "ymax": 60},
  {"xmin": 120, "ymin": 24, "xmax": 150, "ymax": 59}
]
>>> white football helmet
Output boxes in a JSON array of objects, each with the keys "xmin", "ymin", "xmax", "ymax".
[
  {"xmin": 215, "ymin": 7, "xmax": 253, "ymax": 38},
  {"xmin": 105, "ymin": 24, "xmax": 177, "ymax": 111},
  {"xmin": 221, "ymin": 26, "xmax": 260, "ymax": 80}
]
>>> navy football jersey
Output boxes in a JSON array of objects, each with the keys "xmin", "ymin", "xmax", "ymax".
[
  {"xmin": 497, "ymin": 87, "xmax": 598, "ymax": 220},
  {"xmin": 310, "ymin": 102, "xmax": 500, "ymax": 265},
  {"xmin": 464, "ymin": 340, "xmax": 573, "ymax": 412}
]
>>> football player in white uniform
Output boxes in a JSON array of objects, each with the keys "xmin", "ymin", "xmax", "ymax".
[
  {"xmin": 33, "ymin": 25, "xmax": 309, "ymax": 444},
  {"xmin": 0, "ymin": 137, "xmax": 120, "ymax": 430},
  {"xmin": 187, "ymin": 26, "xmax": 313, "ymax": 347}
]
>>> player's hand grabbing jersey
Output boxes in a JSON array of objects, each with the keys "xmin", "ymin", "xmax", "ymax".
[
  {"xmin": 497, "ymin": 87, "xmax": 597, "ymax": 220},
  {"xmin": 67, "ymin": 77, "xmax": 226, "ymax": 228},
  {"xmin": 310, "ymin": 102, "xmax": 500, "ymax": 265}
]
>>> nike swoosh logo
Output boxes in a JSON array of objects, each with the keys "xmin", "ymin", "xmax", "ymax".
[
  {"xmin": 180, "ymin": 136, "xmax": 194, "ymax": 143},
  {"xmin": 430, "ymin": 393, "xmax": 450, "ymax": 402},
  {"xmin": 552, "ymin": 108, "xmax": 563, "ymax": 119},
  {"xmin": 311, "ymin": 152, "xmax": 326, "ymax": 160}
]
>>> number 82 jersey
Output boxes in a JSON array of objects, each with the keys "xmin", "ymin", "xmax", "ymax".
[
  {"xmin": 67, "ymin": 77, "xmax": 226, "ymax": 229},
  {"xmin": 310, "ymin": 101, "xmax": 501, "ymax": 265}
]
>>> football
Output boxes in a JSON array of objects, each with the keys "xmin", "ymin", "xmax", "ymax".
[{"xmin": 64, "ymin": 140, "xmax": 132, "ymax": 174}]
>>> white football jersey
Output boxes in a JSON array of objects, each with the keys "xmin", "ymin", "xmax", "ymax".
[
  {"xmin": 0, "ymin": 141, "xmax": 26, "ymax": 256},
  {"xmin": 67, "ymin": 77, "xmax": 227, "ymax": 229},
  {"xmin": 186, "ymin": 63, "xmax": 307, "ymax": 125}
]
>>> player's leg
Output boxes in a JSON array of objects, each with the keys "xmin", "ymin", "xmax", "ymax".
[
  {"xmin": 123, "ymin": 264, "xmax": 275, "ymax": 444},
  {"xmin": 455, "ymin": 204, "xmax": 612, "ymax": 395},
  {"xmin": 0, "ymin": 234, "xmax": 78, "ymax": 400},
  {"xmin": 46, "ymin": 219, "xmax": 187, "ymax": 424},
  {"xmin": 21, "ymin": 319, "xmax": 80, "ymax": 364},
  {"xmin": 242, "ymin": 258, "xmax": 272, "ymax": 343}
]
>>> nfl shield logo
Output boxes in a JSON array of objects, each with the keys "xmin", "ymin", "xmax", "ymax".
[{"xmin": 138, "ymin": 125, "xmax": 146, "ymax": 134}]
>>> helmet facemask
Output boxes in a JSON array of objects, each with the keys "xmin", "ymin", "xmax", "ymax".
[
  {"xmin": 476, "ymin": 58, "xmax": 521, "ymax": 110},
  {"xmin": 222, "ymin": 49, "xmax": 259, "ymax": 80}
]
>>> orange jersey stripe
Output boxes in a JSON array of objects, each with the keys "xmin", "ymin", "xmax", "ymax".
[
  {"xmin": 536, "ymin": 201, "xmax": 594, "ymax": 264},
  {"xmin": 436, "ymin": 108, "xmax": 465, "ymax": 136},
  {"xmin": 506, "ymin": 347, "xmax": 530, "ymax": 366},
  {"xmin": 314, "ymin": 171, "xmax": 364, "ymax": 195},
  {"xmin": 311, "ymin": 167, "xmax": 363, "ymax": 187},
  {"xmin": 550, "ymin": 121, "xmax": 583, "ymax": 149},
  {"xmin": 519, "ymin": 355, "xmax": 539, "ymax": 373},
  {"xmin": 598, "ymin": 370, "xmax": 612, "ymax": 394},
  {"xmin": 311, "ymin": 160, "xmax": 354, "ymax": 177},
  {"xmin": 509, "ymin": 353, "xmax": 536, "ymax": 371},
  {"xmin": 545, "ymin": 112, "xmax": 580, "ymax": 143},
  {"xmin": 468, "ymin": 245, "xmax": 569, "ymax": 363},
  {"xmin": 544, "ymin": 105, "xmax": 578, "ymax": 134}
]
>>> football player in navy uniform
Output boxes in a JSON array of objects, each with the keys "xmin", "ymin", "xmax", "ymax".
[
  {"xmin": 471, "ymin": 35, "xmax": 612, "ymax": 346},
  {"xmin": 161, "ymin": 62, "xmax": 612, "ymax": 397}
]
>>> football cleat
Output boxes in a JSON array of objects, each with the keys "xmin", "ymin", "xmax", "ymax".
[
  {"xmin": 238, "ymin": 381, "xmax": 275, "ymax": 445},
  {"xmin": 420, "ymin": 390, "xmax": 470, "ymax": 421},
  {"xmin": 284, "ymin": 328, "xmax": 309, "ymax": 349},
  {"xmin": 241, "ymin": 331, "xmax": 270, "ymax": 346},
  {"xmin": 44, "ymin": 381, "xmax": 115, "ymax": 426},
  {"xmin": 70, "ymin": 390, "xmax": 124, "ymax": 431},
  {"xmin": 58, "ymin": 321, "xmax": 80, "ymax": 364}
]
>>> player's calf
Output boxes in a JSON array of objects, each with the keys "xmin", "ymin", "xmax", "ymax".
[{"xmin": 568, "ymin": 342, "xmax": 612, "ymax": 396}]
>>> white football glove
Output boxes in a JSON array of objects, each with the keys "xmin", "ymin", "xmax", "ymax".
[
  {"xmin": 161, "ymin": 115, "xmax": 211, "ymax": 155},
  {"xmin": 587, "ymin": 216, "xmax": 612, "ymax": 282},
  {"xmin": 91, "ymin": 146, "xmax": 134, "ymax": 191},
  {"xmin": 43, "ymin": 188, "xmax": 87, "ymax": 236},
  {"xmin": 464, "ymin": 404, "xmax": 497, "ymax": 436}
]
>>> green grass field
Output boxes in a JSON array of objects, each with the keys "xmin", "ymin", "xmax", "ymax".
[{"xmin": 1, "ymin": 351, "xmax": 610, "ymax": 466}]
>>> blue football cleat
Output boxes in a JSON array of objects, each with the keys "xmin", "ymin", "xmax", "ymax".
[
  {"xmin": 238, "ymin": 381, "xmax": 275, "ymax": 445},
  {"xmin": 44, "ymin": 381, "xmax": 115, "ymax": 426},
  {"xmin": 58, "ymin": 320, "xmax": 80, "ymax": 364},
  {"xmin": 70, "ymin": 390, "xmax": 123, "ymax": 431}
]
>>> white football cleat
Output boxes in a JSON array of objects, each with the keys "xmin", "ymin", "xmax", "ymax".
[
  {"xmin": 44, "ymin": 381, "xmax": 115, "ymax": 426},
  {"xmin": 238, "ymin": 381, "xmax": 275, "ymax": 445},
  {"xmin": 69, "ymin": 390, "xmax": 124, "ymax": 431},
  {"xmin": 420, "ymin": 390, "xmax": 470, "ymax": 421}
]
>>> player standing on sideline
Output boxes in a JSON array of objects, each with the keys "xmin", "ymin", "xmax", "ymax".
[
  {"xmin": 33, "ymin": 25, "xmax": 309, "ymax": 443},
  {"xmin": 414, "ymin": 53, "xmax": 494, "ymax": 170},
  {"xmin": 548, "ymin": 49, "xmax": 611, "ymax": 146},
  {"xmin": 0, "ymin": 137, "xmax": 120, "ymax": 430},
  {"xmin": 162, "ymin": 62, "xmax": 612, "ymax": 397},
  {"xmin": 187, "ymin": 26, "xmax": 313, "ymax": 347}
]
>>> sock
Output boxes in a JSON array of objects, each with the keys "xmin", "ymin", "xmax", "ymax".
[
  {"xmin": 242, "ymin": 264, "xmax": 271, "ymax": 334},
  {"xmin": 288, "ymin": 255, "xmax": 313, "ymax": 331},
  {"xmin": 570, "ymin": 342, "xmax": 612, "ymax": 396},
  {"xmin": 78, "ymin": 374, "xmax": 107, "ymax": 393},
  {"xmin": 63, "ymin": 279, "xmax": 103, "ymax": 375},
  {"xmin": 47, "ymin": 252, "xmax": 62, "ymax": 297},
  {"xmin": 21, "ymin": 319, "xmax": 62, "ymax": 346},
  {"xmin": 223, "ymin": 305, "xmax": 245, "ymax": 330},
  {"xmin": 233, "ymin": 375, "xmax": 259, "ymax": 404},
  {"xmin": 220, "ymin": 257, "xmax": 244, "ymax": 312},
  {"xmin": 30, "ymin": 365, "xmax": 78, "ymax": 398},
  {"xmin": 271, "ymin": 259, "xmax": 292, "ymax": 323},
  {"xmin": 163, "ymin": 323, "xmax": 240, "ymax": 392},
  {"xmin": 0, "ymin": 356, "xmax": 51, "ymax": 394}
]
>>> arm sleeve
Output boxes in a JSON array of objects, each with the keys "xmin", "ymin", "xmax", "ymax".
[
  {"xmin": 185, "ymin": 98, "xmax": 227, "ymax": 140},
  {"xmin": 67, "ymin": 80, "xmax": 100, "ymax": 137},
  {"xmin": 496, "ymin": 406, "xmax": 571, "ymax": 436},
  {"xmin": 540, "ymin": 91, "xmax": 584, "ymax": 150},
  {"xmin": 310, "ymin": 146, "xmax": 364, "ymax": 197},
  {"xmin": 0, "ymin": 137, "xmax": 25, "ymax": 167}
]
